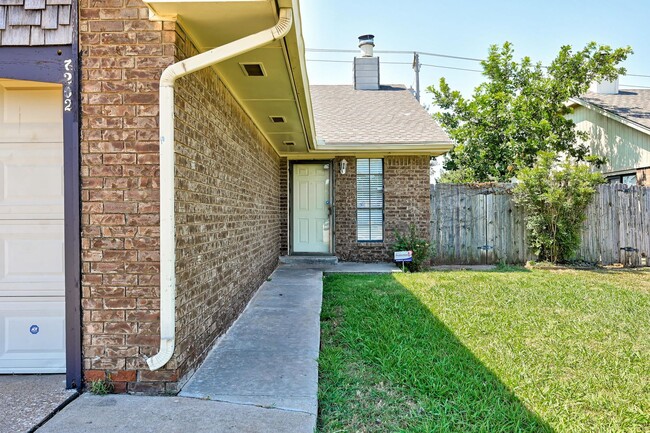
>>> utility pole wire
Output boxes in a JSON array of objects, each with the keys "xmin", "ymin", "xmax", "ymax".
[
  {"xmin": 620, "ymin": 84, "xmax": 650, "ymax": 88},
  {"xmin": 420, "ymin": 63, "xmax": 483, "ymax": 73},
  {"xmin": 307, "ymin": 58, "xmax": 483, "ymax": 73},
  {"xmin": 306, "ymin": 47, "xmax": 483, "ymax": 62},
  {"xmin": 306, "ymin": 58, "xmax": 645, "ymax": 89},
  {"xmin": 307, "ymin": 48, "xmax": 650, "ymax": 77}
]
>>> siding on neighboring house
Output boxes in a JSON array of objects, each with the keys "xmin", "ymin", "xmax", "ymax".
[
  {"xmin": 80, "ymin": 0, "xmax": 281, "ymax": 394},
  {"xmin": 334, "ymin": 155, "xmax": 430, "ymax": 262},
  {"xmin": 0, "ymin": 0, "xmax": 73, "ymax": 46},
  {"xmin": 568, "ymin": 105, "xmax": 650, "ymax": 174}
]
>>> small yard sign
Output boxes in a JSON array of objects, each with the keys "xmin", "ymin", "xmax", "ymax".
[{"xmin": 394, "ymin": 251, "xmax": 413, "ymax": 262}]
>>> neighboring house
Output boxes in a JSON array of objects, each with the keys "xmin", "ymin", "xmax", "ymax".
[
  {"xmin": 0, "ymin": 0, "xmax": 452, "ymax": 393},
  {"xmin": 568, "ymin": 80, "xmax": 650, "ymax": 185}
]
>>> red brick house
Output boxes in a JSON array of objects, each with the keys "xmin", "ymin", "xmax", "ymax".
[{"xmin": 0, "ymin": 0, "xmax": 451, "ymax": 393}]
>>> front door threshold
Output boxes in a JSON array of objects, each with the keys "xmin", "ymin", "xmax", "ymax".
[{"xmin": 280, "ymin": 255, "xmax": 338, "ymax": 265}]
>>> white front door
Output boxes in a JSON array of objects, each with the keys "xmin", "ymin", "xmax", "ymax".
[
  {"xmin": 0, "ymin": 79, "xmax": 65, "ymax": 373},
  {"xmin": 292, "ymin": 163, "xmax": 331, "ymax": 253}
]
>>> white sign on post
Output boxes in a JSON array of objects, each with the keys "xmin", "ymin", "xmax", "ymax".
[{"xmin": 394, "ymin": 250, "xmax": 413, "ymax": 262}]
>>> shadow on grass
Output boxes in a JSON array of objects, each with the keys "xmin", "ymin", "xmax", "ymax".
[
  {"xmin": 428, "ymin": 264, "xmax": 532, "ymax": 273},
  {"xmin": 541, "ymin": 266, "xmax": 650, "ymax": 275},
  {"xmin": 318, "ymin": 273, "xmax": 553, "ymax": 433}
]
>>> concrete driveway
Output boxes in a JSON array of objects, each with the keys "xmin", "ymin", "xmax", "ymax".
[{"xmin": 0, "ymin": 374, "xmax": 77, "ymax": 433}]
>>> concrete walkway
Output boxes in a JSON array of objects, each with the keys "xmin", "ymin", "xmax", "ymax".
[
  {"xmin": 179, "ymin": 265, "xmax": 323, "ymax": 419},
  {"xmin": 37, "ymin": 262, "xmax": 398, "ymax": 433}
]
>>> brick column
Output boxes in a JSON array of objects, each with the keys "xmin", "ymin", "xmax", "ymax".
[{"xmin": 79, "ymin": 0, "xmax": 176, "ymax": 393}]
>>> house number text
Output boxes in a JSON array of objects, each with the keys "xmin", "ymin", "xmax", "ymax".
[{"xmin": 63, "ymin": 59, "xmax": 73, "ymax": 112}]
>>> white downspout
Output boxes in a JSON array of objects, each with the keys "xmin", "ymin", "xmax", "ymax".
[{"xmin": 147, "ymin": 8, "xmax": 294, "ymax": 371}]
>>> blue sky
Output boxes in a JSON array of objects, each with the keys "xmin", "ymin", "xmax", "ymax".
[{"xmin": 301, "ymin": 0, "xmax": 650, "ymax": 105}]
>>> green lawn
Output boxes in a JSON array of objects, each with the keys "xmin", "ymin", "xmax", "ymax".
[{"xmin": 318, "ymin": 267, "xmax": 650, "ymax": 433}]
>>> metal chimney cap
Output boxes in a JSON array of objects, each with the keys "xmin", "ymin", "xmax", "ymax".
[{"xmin": 358, "ymin": 34, "xmax": 375, "ymax": 46}]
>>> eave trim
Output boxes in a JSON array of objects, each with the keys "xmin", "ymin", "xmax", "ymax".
[{"xmin": 569, "ymin": 97, "xmax": 650, "ymax": 136}]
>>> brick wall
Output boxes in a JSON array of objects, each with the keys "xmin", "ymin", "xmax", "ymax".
[
  {"xmin": 334, "ymin": 156, "xmax": 430, "ymax": 262},
  {"xmin": 80, "ymin": 0, "xmax": 175, "ymax": 394},
  {"xmin": 637, "ymin": 167, "xmax": 650, "ymax": 186},
  {"xmin": 279, "ymin": 157, "xmax": 288, "ymax": 255},
  {"xmin": 80, "ymin": 0, "xmax": 281, "ymax": 393},
  {"xmin": 173, "ymin": 25, "xmax": 281, "ymax": 387}
]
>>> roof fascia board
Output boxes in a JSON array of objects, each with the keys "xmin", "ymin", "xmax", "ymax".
[
  {"xmin": 282, "ymin": 150, "xmax": 445, "ymax": 158},
  {"xmin": 280, "ymin": 142, "xmax": 454, "ymax": 157},
  {"xmin": 569, "ymin": 97, "xmax": 650, "ymax": 136},
  {"xmin": 278, "ymin": 0, "xmax": 316, "ymax": 151},
  {"xmin": 602, "ymin": 168, "xmax": 639, "ymax": 176},
  {"xmin": 147, "ymin": 6, "xmax": 177, "ymax": 21},
  {"xmin": 315, "ymin": 142, "xmax": 454, "ymax": 150}
]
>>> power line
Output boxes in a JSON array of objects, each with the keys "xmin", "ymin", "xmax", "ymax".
[
  {"xmin": 306, "ymin": 48, "xmax": 483, "ymax": 62},
  {"xmin": 307, "ymin": 47, "xmax": 650, "ymax": 77},
  {"xmin": 306, "ymin": 58, "xmax": 648, "ymax": 91},
  {"xmin": 306, "ymin": 58, "xmax": 483, "ymax": 73},
  {"xmin": 620, "ymin": 83, "xmax": 650, "ymax": 89},
  {"xmin": 421, "ymin": 63, "xmax": 483, "ymax": 73},
  {"xmin": 417, "ymin": 50, "xmax": 483, "ymax": 63}
]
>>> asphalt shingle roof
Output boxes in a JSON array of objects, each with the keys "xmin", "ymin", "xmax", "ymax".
[
  {"xmin": 577, "ymin": 89, "xmax": 650, "ymax": 132},
  {"xmin": 310, "ymin": 85, "xmax": 452, "ymax": 145}
]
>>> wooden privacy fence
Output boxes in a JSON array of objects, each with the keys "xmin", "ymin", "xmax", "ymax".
[{"xmin": 430, "ymin": 183, "xmax": 650, "ymax": 266}]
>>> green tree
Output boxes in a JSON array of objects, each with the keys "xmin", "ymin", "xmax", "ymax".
[
  {"xmin": 513, "ymin": 152, "xmax": 604, "ymax": 263},
  {"xmin": 429, "ymin": 42, "xmax": 632, "ymax": 182}
]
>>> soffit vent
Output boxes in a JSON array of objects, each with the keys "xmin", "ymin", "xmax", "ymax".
[
  {"xmin": 270, "ymin": 116, "xmax": 286, "ymax": 123},
  {"xmin": 240, "ymin": 62, "xmax": 266, "ymax": 77}
]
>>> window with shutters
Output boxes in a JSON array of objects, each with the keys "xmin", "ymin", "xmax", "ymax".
[{"xmin": 356, "ymin": 158, "xmax": 384, "ymax": 241}]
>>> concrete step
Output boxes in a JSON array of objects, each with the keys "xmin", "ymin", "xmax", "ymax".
[{"xmin": 279, "ymin": 255, "xmax": 338, "ymax": 265}]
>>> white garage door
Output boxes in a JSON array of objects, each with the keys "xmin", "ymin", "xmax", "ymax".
[{"xmin": 0, "ymin": 79, "xmax": 65, "ymax": 373}]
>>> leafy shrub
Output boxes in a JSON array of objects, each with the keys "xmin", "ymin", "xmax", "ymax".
[
  {"xmin": 513, "ymin": 152, "xmax": 604, "ymax": 263},
  {"xmin": 438, "ymin": 167, "xmax": 477, "ymax": 184},
  {"xmin": 392, "ymin": 224, "xmax": 433, "ymax": 272}
]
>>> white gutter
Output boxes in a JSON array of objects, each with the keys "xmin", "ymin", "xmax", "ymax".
[{"xmin": 147, "ymin": 8, "xmax": 294, "ymax": 371}]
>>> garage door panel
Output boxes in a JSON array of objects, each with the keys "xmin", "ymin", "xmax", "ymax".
[
  {"xmin": 1, "ymin": 86, "xmax": 62, "ymax": 144},
  {"xmin": 0, "ymin": 222, "xmax": 64, "ymax": 297},
  {"xmin": 0, "ymin": 124, "xmax": 64, "ymax": 143},
  {"xmin": 0, "ymin": 79, "xmax": 66, "ymax": 374},
  {"xmin": 0, "ymin": 142, "xmax": 63, "ymax": 219},
  {"xmin": 0, "ymin": 297, "xmax": 65, "ymax": 373}
]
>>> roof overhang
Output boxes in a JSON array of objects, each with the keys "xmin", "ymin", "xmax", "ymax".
[
  {"xmin": 568, "ymin": 97, "xmax": 650, "ymax": 136},
  {"xmin": 142, "ymin": 0, "xmax": 316, "ymax": 156},
  {"xmin": 311, "ymin": 141, "xmax": 454, "ymax": 156}
]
